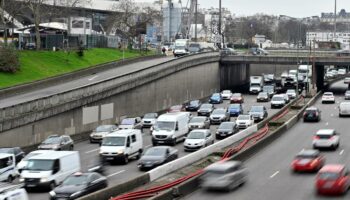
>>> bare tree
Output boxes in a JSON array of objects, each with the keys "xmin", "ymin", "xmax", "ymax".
[{"xmin": 0, "ymin": 0, "xmax": 23, "ymax": 45}]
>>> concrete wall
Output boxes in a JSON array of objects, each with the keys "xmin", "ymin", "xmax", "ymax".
[
  {"xmin": 219, "ymin": 63, "xmax": 250, "ymax": 92},
  {"xmin": 249, "ymin": 64, "xmax": 297, "ymax": 77}
]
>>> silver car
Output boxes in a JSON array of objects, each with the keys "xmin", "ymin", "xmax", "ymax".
[
  {"xmin": 313, "ymin": 129, "xmax": 340, "ymax": 150},
  {"xmin": 345, "ymin": 90, "xmax": 350, "ymax": 100},
  {"xmin": 90, "ymin": 125, "xmax": 118, "ymax": 143},
  {"xmin": 184, "ymin": 129, "xmax": 214, "ymax": 151},
  {"xmin": 339, "ymin": 102, "xmax": 350, "ymax": 117},
  {"xmin": 286, "ymin": 89, "xmax": 297, "ymax": 99},
  {"xmin": 209, "ymin": 108, "xmax": 230, "ymax": 124},
  {"xmin": 201, "ymin": 161, "xmax": 247, "ymax": 191},
  {"xmin": 188, "ymin": 116, "xmax": 210, "ymax": 130}
]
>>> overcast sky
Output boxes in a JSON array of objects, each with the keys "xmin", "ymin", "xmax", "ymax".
[{"xmin": 138, "ymin": 0, "xmax": 350, "ymax": 18}]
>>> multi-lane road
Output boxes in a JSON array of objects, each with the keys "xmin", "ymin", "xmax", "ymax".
[
  {"xmin": 28, "ymin": 93, "xmax": 281, "ymax": 200},
  {"xmin": 183, "ymin": 80, "xmax": 350, "ymax": 200}
]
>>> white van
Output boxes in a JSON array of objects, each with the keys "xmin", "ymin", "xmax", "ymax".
[
  {"xmin": 20, "ymin": 151, "xmax": 80, "ymax": 190},
  {"xmin": 339, "ymin": 102, "xmax": 350, "ymax": 117},
  {"xmin": 0, "ymin": 184, "xmax": 29, "ymax": 200},
  {"xmin": 17, "ymin": 150, "xmax": 51, "ymax": 173},
  {"xmin": 0, "ymin": 154, "xmax": 17, "ymax": 183},
  {"xmin": 152, "ymin": 112, "xmax": 190, "ymax": 146},
  {"xmin": 100, "ymin": 129, "xmax": 143, "ymax": 164}
]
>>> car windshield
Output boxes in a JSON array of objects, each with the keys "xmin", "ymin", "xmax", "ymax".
[
  {"xmin": 232, "ymin": 94, "xmax": 241, "ymax": 97},
  {"xmin": 187, "ymin": 131, "xmax": 206, "ymax": 139},
  {"xmin": 26, "ymin": 159, "xmax": 54, "ymax": 171},
  {"xmin": 22, "ymin": 152, "xmax": 42, "ymax": 161},
  {"xmin": 62, "ymin": 175, "xmax": 88, "ymax": 186},
  {"xmin": 263, "ymin": 86, "xmax": 273, "ymax": 91},
  {"xmin": 229, "ymin": 104, "xmax": 240, "ymax": 109},
  {"xmin": 176, "ymin": 46, "xmax": 185, "ymax": 50},
  {"xmin": 144, "ymin": 113, "xmax": 157, "ymax": 119},
  {"xmin": 212, "ymin": 109, "xmax": 225, "ymax": 115},
  {"xmin": 219, "ymin": 123, "xmax": 233, "ymax": 129},
  {"xmin": 42, "ymin": 137, "xmax": 60, "ymax": 144},
  {"xmin": 190, "ymin": 117, "xmax": 205, "ymax": 123},
  {"xmin": 250, "ymin": 106, "xmax": 263, "ymax": 112},
  {"xmin": 0, "ymin": 148, "xmax": 13, "ymax": 154},
  {"xmin": 212, "ymin": 94, "xmax": 220, "ymax": 97},
  {"xmin": 154, "ymin": 121, "xmax": 175, "ymax": 131},
  {"xmin": 296, "ymin": 154, "xmax": 317, "ymax": 159},
  {"xmin": 323, "ymin": 93, "xmax": 333, "ymax": 96},
  {"xmin": 102, "ymin": 136, "xmax": 125, "ymax": 146},
  {"xmin": 189, "ymin": 101, "xmax": 199, "ymax": 106},
  {"xmin": 222, "ymin": 91, "xmax": 231, "ymax": 94},
  {"xmin": 201, "ymin": 104, "xmax": 212, "ymax": 109},
  {"xmin": 144, "ymin": 148, "xmax": 166, "ymax": 156},
  {"xmin": 258, "ymin": 93, "xmax": 268, "ymax": 97},
  {"xmin": 121, "ymin": 119, "xmax": 135, "ymax": 125},
  {"xmin": 318, "ymin": 172, "xmax": 340, "ymax": 180},
  {"xmin": 272, "ymin": 96, "xmax": 284, "ymax": 101},
  {"xmin": 238, "ymin": 115, "xmax": 250, "ymax": 120},
  {"xmin": 287, "ymin": 90, "xmax": 296, "ymax": 94},
  {"xmin": 96, "ymin": 125, "xmax": 112, "ymax": 132},
  {"xmin": 316, "ymin": 134, "xmax": 332, "ymax": 139}
]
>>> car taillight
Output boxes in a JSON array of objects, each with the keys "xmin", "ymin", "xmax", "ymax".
[
  {"xmin": 329, "ymin": 136, "xmax": 335, "ymax": 140},
  {"xmin": 313, "ymin": 136, "xmax": 320, "ymax": 140},
  {"xmin": 315, "ymin": 112, "xmax": 319, "ymax": 117}
]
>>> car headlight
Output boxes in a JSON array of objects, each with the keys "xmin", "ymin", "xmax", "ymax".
[
  {"xmin": 70, "ymin": 191, "xmax": 82, "ymax": 198},
  {"xmin": 117, "ymin": 149, "xmax": 124, "ymax": 154},
  {"xmin": 49, "ymin": 190, "xmax": 56, "ymax": 197},
  {"xmin": 40, "ymin": 177, "xmax": 48, "ymax": 183},
  {"xmin": 19, "ymin": 178, "xmax": 24, "ymax": 182}
]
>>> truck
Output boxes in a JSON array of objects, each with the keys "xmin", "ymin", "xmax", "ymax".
[
  {"xmin": 249, "ymin": 76, "xmax": 263, "ymax": 94},
  {"xmin": 173, "ymin": 39, "xmax": 190, "ymax": 57},
  {"xmin": 298, "ymin": 65, "xmax": 312, "ymax": 78}
]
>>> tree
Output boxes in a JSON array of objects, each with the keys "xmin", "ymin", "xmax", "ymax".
[{"xmin": 0, "ymin": 0, "xmax": 24, "ymax": 45}]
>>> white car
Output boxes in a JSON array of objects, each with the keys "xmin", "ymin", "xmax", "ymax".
[
  {"xmin": 281, "ymin": 72, "xmax": 289, "ymax": 78},
  {"xmin": 338, "ymin": 69, "xmax": 347, "ymax": 75},
  {"xmin": 0, "ymin": 184, "xmax": 29, "ymax": 200},
  {"xmin": 141, "ymin": 113, "xmax": 158, "ymax": 128},
  {"xmin": 325, "ymin": 72, "xmax": 334, "ymax": 79},
  {"xmin": 236, "ymin": 114, "xmax": 254, "ymax": 129},
  {"xmin": 313, "ymin": 129, "xmax": 339, "ymax": 150},
  {"xmin": 286, "ymin": 89, "xmax": 297, "ymax": 99},
  {"xmin": 344, "ymin": 77, "xmax": 350, "ymax": 84},
  {"xmin": 221, "ymin": 90, "xmax": 233, "ymax": 100},
  {"xmin": 271, "ymin": 94, "xmax": 286, "ymax": 108},
  {"xmin": 184, "ymin": 129, "xmax": 214, "ymax": 151},
  {"xmin": 90, "ymin": 125, "xmax": 118, "ymax": 143},
  {"xmin": 321, "ymin": 92, "xmax": 335, "ymax": 104},
  {"xmin": 339, "ymin": 102, "xmax": 350, "ymax": 117}
]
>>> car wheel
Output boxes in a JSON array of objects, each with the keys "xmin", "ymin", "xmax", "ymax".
[
  {"xmin": 172, "ymin": 138, "xmax": 177, "ymax": 146},
  {"xmin": 70, "ymin": 145, "xmax": 74, "ymax": 150},
  {"xmin": 123, "ymin": 155, "xmax": 129, "ymax": 164},
  {"xmin": 211, "ymin": 140, "xmax": 214, "ymax": 144},
  {"xmin": 49, "ymin": 181, "xmax": 56, "ymax": 190},
  {"xmin": 7, "ymin": 175, "xmax": 13, "ymax": 183}
]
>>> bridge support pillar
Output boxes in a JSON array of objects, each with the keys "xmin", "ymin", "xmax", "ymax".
[
  {"xmin": 219, "ymin": 63, "xmax": 250, "ymax": 92},
  {"xmin": 315, "ymin": 64, "xmax": 325, "ymax": 92}
]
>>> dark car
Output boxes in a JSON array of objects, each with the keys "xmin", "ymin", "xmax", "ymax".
[
  {"xmin": 209, "ymin": 108, "xmax": 230, "ymax": 124},
  {"xmin": 38, "ymin": 135, "xmax": 74, "ymax": 151},
  {"xmin": 263, "ymin": 74, "xmax": 275, "ymax": 85},
  {"xmin": 216, "ymin": 122, "xmax": 239, "ymax": 139},
  {"xmin": 137, "ymin": 146, "xmax": 178, "ymax": 171},
  {"xmin": 49, "ymin": 172, "xmax": 108, "ymax": 200},
  {"xmin": 209, "ymin": 93, "xmax": 223, "ymax": 104},
  {"xmin": 185, "ymin": 100, "xmax": 202, "ymax": 111},
  {"xmin": 262, "ymin": 85, "xmax": 275, "ymax": 98},
  {"xmin": 197, "ymin": 103, "xmax": 214, "ymax": 116},
  {"xmin": 230, "ymin": 93, "xmax": 244, "ymax": 104},
  {"xmin": 248, "ymin": 106, "xmax": 268, "ymax": 122},
  {"xmin": 228, "ymin": 104, "xmax": 243, "ymax": 117},
  {"xmin": 257, "ymin": 92, "xmax": 269, "ymax": 102},
  {"xmin": 303, "ymin": 107, "xmax": 321, "ymax": 122},
  {"xmin": 0, "ymin": 147, "xmax": 25, "ymax": 164}
]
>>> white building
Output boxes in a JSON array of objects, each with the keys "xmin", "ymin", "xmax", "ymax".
[
  {"xmin": 162, "ymin": 1, "xmax": 182, "ymax": 42},
  {"xmin": 253, "ymin": 34, "xmax": 266, "ymax": 47},
  {"xmin": 306, "ymin": 31, "xmax": 350, "ymax": 49},
  {"xmin": 321, "ymin": 9, "xmax": 350, "ymax": 23}
]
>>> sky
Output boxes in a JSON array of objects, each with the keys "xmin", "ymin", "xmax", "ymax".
[{"xmin": 137, "ymin": 0, "xmax": 350, "ymax": 18}]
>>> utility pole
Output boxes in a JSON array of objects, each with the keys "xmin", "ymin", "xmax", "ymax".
[
  {"xmin": 334, "ymin": 0, "xmax": 337, "ymax": 41},
  {"xmin": 194, "ymin": 0, "xmax": 197, "ymax": 42},
  {"xmin": 218, "ymin": 0, "xmax": 222, "ymax": 49}
]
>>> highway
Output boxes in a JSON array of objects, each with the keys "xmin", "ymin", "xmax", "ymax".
[
  {"xmin": 0, "ymin": 56, "xmax": 174, "ymax": 108},
  {"xmin": 28, "ymin": 93, "xmax": 281, "ymax": 200},
  {"xmin": 183, "ymin": 80, "xmax": 350, "ymax": 200}
]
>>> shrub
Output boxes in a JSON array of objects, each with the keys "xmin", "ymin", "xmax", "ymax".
[{"xmin": 0, "ymin": 45, "xmax": 20, "ymax": 73}]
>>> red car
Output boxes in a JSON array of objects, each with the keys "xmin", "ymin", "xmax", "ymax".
[
  {"xmin": 168, "ymin": 105, "xmax": 185, "ymax": 113},
  {"xmin": 291, "ymin": 150, "xmax": 324, "ymax": 172},
  {"xmin": 230, "ymin": 93, "xmax": 244, "ymax": 103},
  {"xmin": 316, "ymin": 164, "xmax": 350, "ymax": 195}
]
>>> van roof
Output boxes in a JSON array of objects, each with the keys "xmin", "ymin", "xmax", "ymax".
[
  {"xmin": 0, "ymin": 153, "xmax": 13, "ymax": 159},
  {"xmin": 28, "ymin": 151, "xmax": 77, "ymax": 160},
  {"xmin": 107, "ymin": 129, "xmax": 141, "ymax": 137},
  {"xmin": 158, "ymin": 112, "xmax": 189, "ymax": 121}
]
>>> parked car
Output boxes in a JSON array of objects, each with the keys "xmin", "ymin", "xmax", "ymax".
[
  {"xmin": 185, "ymin": 100, "xmax": 202, "ymax": 111},
  {"xmin": 209, "ymin": 93, "xmax": 223, "ymax": 104},
  {"xmin": 248, "ymin": 105, "xmax": 268, "ymax": 122},
  {"xmin": 257, "ymin": 92, "xmax": 269, "ymax": 102},
  {"xmin": 200, "ymin": 161, "xmax": 247, "ymax": 191},
  {"xmin": 313, "ymin": 129, "xmax": 339, "ymax": 150},
  {"xmin": 271, "ymin": 95, "xmax": 286, "ymax": 108},
  {"xmin": 322, "ymin": 92, "xmax": 335, "ymax": 104},
  {"xmin": 49, "ymin": 172, "xmax": 107, "ymax": 200},
  {"xmin": 90, "ymin": 125, "xmax": 118, "ymax": 143},
  {"xmin": 137, "ymin": 146, "xmax": 178, "ymax": 170},
  {"xmin": 0, "ymin": 147, "xmax": 25, "ymax": 164},
  {"xmin": 316, "ymin": 164, "xmax": 350, "ymax": 195},
  {"xmin": 303, "ymin": 107, "xmax": 321, "ymax": 122},
  {"xmin": 168, "ymin": 105, "xmax": 186, "ymax": 113},
  {"xmin": 118, "ymin": 117, "xmax": 142, "ymax": 129},
  {"xmin": 216, "ymin": 122, "xmax": 239, "ymax": 139},
  {"xmin": 339, "ymin": 102, "xmax": 350, "ymax": 117},
  {"xmin": 37, "ymin": 135, "xmax": 74, "ymax": 151},
  {"xmin": 197, "ymin": 103, "xmax": 214, "ymax": 116},
  {"xmin": 221, "ymin": 90, "xmax": 233, "ymax": 100},
  {"xmin": 184, "ymin": 129, "xmax": 214, "ymax": 151},
  {"xmin": 291, "ymin": 149, "xmax": 325, "ymax": 173},
  {"xmin": 141, "ymin": 113, "xmax": 158, "ymax": 128},
  {"xmin": 344, "ymin": 90, "xmax": 350, "ymax": 100},
  {"xmin": 230, "ymin": 93, "xmax": 244, "ymax": 104},
  {"xmin": 209, "ymin": 108, "xmax": 230, "ymax": 124},
  {"xmin": 286, "ymin": 89, "xmax": 297, "ymax": 99},
  {"xmin": 188, "ymin": 116, "xmax": 210, "ymax": 130},
  {"xmin": 228, "ymin": 104, "xmax": 243, "ymax": 117},
  {"xmin": 236, "ymin": 114, "xmax": 254, "ymax": 129}
]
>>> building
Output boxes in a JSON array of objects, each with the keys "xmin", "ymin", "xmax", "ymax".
[
  {"xmin": 306, "ymin": 31, "xmax": 350, "ymax": 49},
  {"xmin": 203, "ymin": 7, "xmax": 232, "ymax": 43},
  {"xmin": 162, "ymin": 1, "xmax": 182, "ymax": 42},
  {"xmin": 253, "ymin": 34, "xmax": 266, "ymax": 47},
  {"xmin": 321, "ymin": 9, "xmax": 350, "ymax": 23}
]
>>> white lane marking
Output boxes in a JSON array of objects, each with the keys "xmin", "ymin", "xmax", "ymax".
[
  {"xmin": 325, "ymin": 122, "xmax": 329, "ymax": 126},
  {"xmin": 270, "ymin": 171, "xmax": 279, "ymax": 179},
  {"xmin": 88, "ymin": 75, "xmax": 98, "ymax": 81},
  {"xmin": 85, "ymin": 148, "xmax": 99, "ymax": 154},
  {"xmin": 340, "ymin": 150, "xmax": 344, "ymax": 155},
  {"xmin": 107, "ymin": 170, "xmax": 126, "ymax": 178}
]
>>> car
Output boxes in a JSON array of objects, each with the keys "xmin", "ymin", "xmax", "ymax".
[
  {"xmin": 220, "ymin": 48, "xmax": 237, "ymax": 56},
  {"xmin": 271, "ymin": 95, "xmax": 286, "ymax": 108},
  {"xmin": 185, "ymin": 100, "xmax": 202, "ymax": 111},
  {"xmin": 331, "ymin": 69, "xmax": 338, "ymax": 76},
  {"xmin": 281, "ymin": 71, "xmax": 288, "ymax": 78},
  {"xmin": 209, "ymin": 93, "xmax": 223, "ymax": 104},
  {"xmin": 168, "ymin": 105, "xmax": 186, "ymax": 113},
  {"xmin": 291, "ymin": 149, "xmax": 325, "ymax": 173},
  {"xmin": 303, "ymin": 107, "xmax": 321, "ymax": 122},
  {"xmin": 0, "ymin": 147, "xmax": 25, "ymax": 164},
  {"xmin": 313, "ymin": 129, "xmax": 340, "ymax": 150},
  {"xmin": 221, "ymin": 90, "xmax": 233, "ymax": 100},
  {"xmin": 188, "ymin": 116, "xmax": 210, "ymax": 130},
  {"xmin": 248, "ymin": 105, "xmax": 268, "ymax": 122},
  {"xmin": 216, "ymin": 122, "xmax": 239, "ymax": 139},
  {"xmin": 197, "ymin": 103, "xmax": 214, "ymax": 116},
  {"xmin": 338, "ymin": 68, "xmax": 347, "ymax": 75},
  {"xmin": 230, "ymin": 93, "xmax": 244, "ymax": 104},
  {"xmin": 90, "ymin": 125, "xmax": 118, "ymax": 143},
  {"xmin": 16, "ymin": 150, "xmax": 51, "ymax": 173},
  {"xmin": 257, "ymin": 92, "xmax": 269, "ymax": 102},
  {"xmin": 188, "ymin": 43, "xmax": 201, "ymax": 54},
  {"xmin": 141, "ymin": 113, "xmax": 158, "ymax": 128},
  {"xmin": 228, "ymin": 104, "xmax": 243, "ymax": 117},
  {"xmin": 263, "ymin": 74, "xmax": 275, "ymax": 85},
  {"xmin": 0, "ymin": 184, "xmax": 29, "ymax": 200},
  {"xmin": 262, "ymin": 85, "xmax": 275, "ymax": 98},
  {"xmin": 137, "ymin": 146, "xmax": 178, "ymax": 170},
  {"xmin": 339, "ymin": 102, "xmax": 350, "ymax": 117},
  {"xmin": 282, "ymin": 93, "xmax": 290, "ymax": 103},
  {"xmin": 249, "ymin": 47, "xmax": 268, "ymax": 55},
  {"xmin": 316, "ymin": 164, "xmax": 350, "ymax": 195},
  {"xmin": 184, "ymin": 129, "xmax": 214, "ymax": 151},
  {"xmin": 38, "ymin": 135, "xmax": 74, "ymax": 151},
  {"xmin": 325, "ymin": 71, "xmax": 335, "ymax": 79},
  {"xmin": 118, "ymin": 117, "xmax": 142, "ymax": 129},
  {"xmin": 284, "ymin": 75, "xmax": 297, "ymax": 88},
  {"xmin": 286, "ymin": 89, "xmax": 297, "ymax": 99},
  {"xmin": 209, "ymin": 108, "xmax": 230, "ymax": 124},
  {"xmin": 344, "ymin": 77, "xmax": 350, "ymax": 84},
  {"xmin": 322, "ymin": 92, "xmax": 335, "ymax": 104},
  {"xmin": 200, "ymin": 161, "xmax": 247, "ymax": 191},
  {"xmin": 236, "ymin": 114, "xmax": 254, "ymax": 129},
  {"xmin": 344, "ymin": 90, "xmax": 350, "ymax": 100},
  {"xmin": 49, "ymin": 172, "xmax": 108, "ymax": 200}
]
